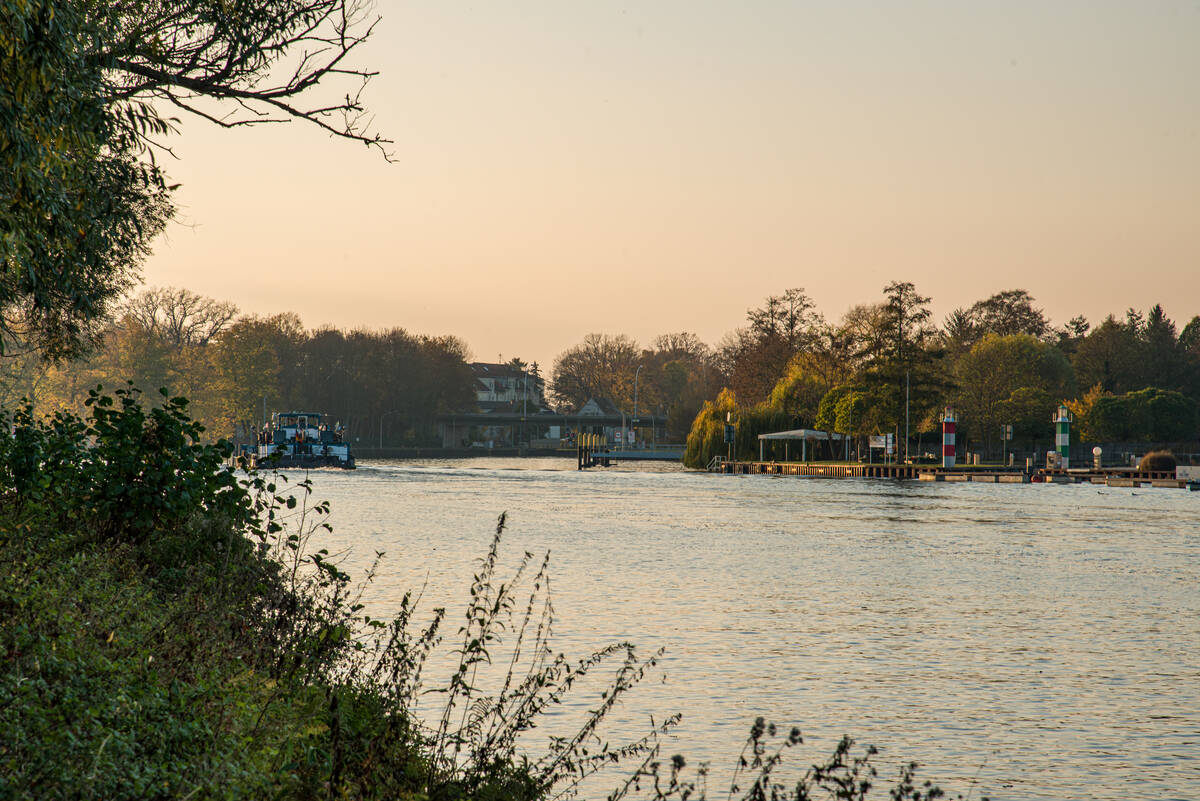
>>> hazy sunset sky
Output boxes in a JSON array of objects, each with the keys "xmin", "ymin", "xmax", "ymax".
[{"xmin": 144, "ymin": 1, "xmax": 1200, "ymax": 370}]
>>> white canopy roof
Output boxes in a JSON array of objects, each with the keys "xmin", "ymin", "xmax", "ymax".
[{"xmin": 757, "ymin": 429, "xmax": 846, "ymax": 441}]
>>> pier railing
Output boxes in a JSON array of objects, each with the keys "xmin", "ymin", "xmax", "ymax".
[{"xmin": 711, "ymin": 459, "xmax": 1197, "ymax": 489}]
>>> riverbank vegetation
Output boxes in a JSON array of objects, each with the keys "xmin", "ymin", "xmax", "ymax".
[
  {"xmin": 1, "ymin": 291, "xmax": 735, "ymax": 444},
  {"xmin": 0, "ymin": 386, "xmax": 663, "ymax": 799},
  {"xmin": 6, "ymin": 282, "xmax": 1196, "ymax": 459},
  {"xmin": 0, "ymin": 387, "xmax": 970, "ymax": 800},
  {"xmin": 679, "ymin": 286, "xmax": 1200, "ymax": 468},
  {"xmin": 0, "ymin": 290, "xmax": 477, "ymax": 447}
]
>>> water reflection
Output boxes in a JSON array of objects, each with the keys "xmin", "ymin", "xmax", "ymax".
[{"xmin": 287, "ymin": 457, "xmax": 1199, "ymax": 800}]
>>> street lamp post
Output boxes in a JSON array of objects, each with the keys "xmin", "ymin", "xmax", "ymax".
[
  {"xmin": 379, "ymin": 410, "xmax": 401, "ymax": 450},
  {"xmin": 905, "ymin": 370, "xmax": 910, "ymax": 463},
  {"xmin": 847, "ymin": 390, "xmax": 852, "ymax": 461},
  {"xmin": 632, "ymin": 364, "xmax": 642, "ymax": 449}
]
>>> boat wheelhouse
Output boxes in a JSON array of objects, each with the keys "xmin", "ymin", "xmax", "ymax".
[{"xmin": 254, "ymin": 411, "xmax": 355, "ymax": 469}]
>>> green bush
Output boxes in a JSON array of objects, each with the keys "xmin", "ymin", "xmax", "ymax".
[
  {"xmin": 1138, "ymin": 450, "xmax": 1177, "ymax": 473},
  {"xmin": 0, "ymin": 389, "xmax": 666, "ymax": 800},
  {"xmin": 1088, "ymin": 387, "xmax": 1197, "ymax": 442},
  {"xmin": 0, "ymin": 385, "xmax": 249, "ymax": 552},
  {"xmin": 683, "ymin": 389, "xmax": 814, "ymax": 468}
]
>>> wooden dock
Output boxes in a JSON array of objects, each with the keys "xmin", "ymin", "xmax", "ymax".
[
  {"xmin": 713, "ymin": 460, "xmax": 1198, "ymax": 489},
  {"xmin": 714, "ymin": 461, "xmax": 926, "ymax": 479},
  {"xmin": 577, "ymin": 433, "xmax": 684, "ymax": 468},
  {"xmin": 1037, "ymin": 466, "xmax": 1184, "ymax": 487},
  {"xmin": 919, "ymin": 471, "xmax": 1030, "ymax": 483},
  {"xmin": 599, "ymin": 448, "xmax": 685, "ymax": 462}
]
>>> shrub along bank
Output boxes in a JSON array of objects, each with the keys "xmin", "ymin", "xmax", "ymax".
[
  {"xmin": 0, "ymin": 386, "xmax": 549, "ymax": 800},
  {"xmin": 0, "ymin": 387, "xmax": 965, "ymax": 800}
]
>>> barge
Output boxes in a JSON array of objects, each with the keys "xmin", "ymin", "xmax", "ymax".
[{"xmin": 248, "ymin": 411, "xmax": 355, "ymax": 469}]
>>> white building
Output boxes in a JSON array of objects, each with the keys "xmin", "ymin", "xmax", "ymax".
[{"xmin": 471, "ymin": 362, "xmax": 546, "ymax": 410}]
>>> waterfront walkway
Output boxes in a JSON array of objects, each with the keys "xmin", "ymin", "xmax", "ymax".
[{"xmin": 713, "ymin": 460, "xmax": 1195, "ymax": 488}]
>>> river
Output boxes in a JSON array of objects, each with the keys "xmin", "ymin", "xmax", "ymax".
[{"xmin": 283, "ymin": 457, "xmax": 1199, "ymax": 800}]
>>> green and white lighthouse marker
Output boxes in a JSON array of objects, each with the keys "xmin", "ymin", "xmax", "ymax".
[{"xmin": 1053, "ymin": 404, "xmax": 1073, "ymax": 468}]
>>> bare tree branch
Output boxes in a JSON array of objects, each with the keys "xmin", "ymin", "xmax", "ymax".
[
  {"xmin": 97, "ymin": 0, "xmax": 392, "ymax": 158},
  {"xmin": 124, "ymin": 287, "xmax": 239, "ymax": 347}
]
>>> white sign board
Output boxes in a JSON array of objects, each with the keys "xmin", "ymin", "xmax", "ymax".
[
  {"xmin": 1178, "ymin": 465, "xmax": 1199, "ymax": 480},
  {"xmin": 869, "ymin": 435, "xmax": 887, "ymax": 449}
]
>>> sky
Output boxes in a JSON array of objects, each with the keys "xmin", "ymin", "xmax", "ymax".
[{"xmin": 143, "ymin": 1, "xmax": 1200, "ymax": 371}]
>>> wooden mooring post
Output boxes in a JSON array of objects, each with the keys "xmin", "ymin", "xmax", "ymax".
[{"xmin": 577, "ymin": 433, "xmax": 611, "ymax": 469}]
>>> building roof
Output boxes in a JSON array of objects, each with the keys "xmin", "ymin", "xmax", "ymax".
[
  {"xmin": 476, "ymin": 399, "xmax": 554, "ymax": 415},
  {"xmin": 471, "ymin": 362, "xmax": 541, "ymax": 381},
  {"xmin": 578, "ymin": 397, "xmax": 622, "ymax": 416},
  {"xmin": 757, "ymin": 428, "xmax": 846, "ymax": 441}
]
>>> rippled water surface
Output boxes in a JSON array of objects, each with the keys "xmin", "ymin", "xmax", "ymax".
[{"xmin": 292, "ymin": 457, "xmax": 1199, "ymax": 799}]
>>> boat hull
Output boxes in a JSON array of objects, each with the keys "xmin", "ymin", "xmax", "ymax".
[
  {"xmin": 255, "ymin": 442, "xmax": 355, "ymax": 470},
  {"xmin": 259, "ymin": 453, "xmax": 356, "ymax": 470}
]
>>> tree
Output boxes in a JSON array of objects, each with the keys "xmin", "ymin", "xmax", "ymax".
[
  {"xmin": 1089, "ymin": 394, "xmax": 1143, "ymax": 441},
  {"xmin": 1064, "ymin": 316, "xmax": 1091, "ymax": 338},
  {"xmin": 835, "ymin": 303, "xmax": 890, "ymax": 371},
  {"xmin": 859, "ymin": 281, "xmax": 946, "ymax": 434},
  {"xmin": 682, "ymin": 388, "xmax": 738, "ymax": 469},
  {"xmin": 123, "ymin": 287, "xmax": 238, "ymax": 347},
  {"xmin": 1180, "ymin": 316, "xmax": 1200, "ymax": 354},
  {"xmin": 2, "ymin": 1, "xmax": 171, "ymax": 357},
  {"xmin": 815, "ymin": 385, "xmax": 868, "ymax": 434},
  {"xmin": 1141, "ymin": 387, "xmax": 1198, "ymax": 441},
  {"xmin": 1055, "ymin": 315, "xmax": 1091, "ymax": 358},
  {"xmin": 941, "ymin": 307, "xmax": 977, "ymax": 355},
  {"xmin": 951, "ymin": 334, "xmax": 1075, "ymax": 455},
  {"xmin": 1140, "ymin": 304, "xmax": 1188, "ymax": 392},
  {"xmin": 92, "ymin": 316, "xmax": 181, "ymax": 399},
  {"xmin": 1, "ymin": 0, "xmax": 386, "ymax": 357},
  {"xmin": 202, "ymin": 316, "xmax": 299, "ymax": 438},
  {"xmin": 1071, "ymin": 315, "xmax": 1142, "ymax": 394},
  {"xmin": 745, "ymin": 288, "xmax": 822, "ymax": 348},
  {"xmin": 650, "ymin": 331, "xmax": 710, "ymax": 362},
  {"xmin": 716, "ymin": 327, "xmax": 791, "ymax": 404},
  {"xmin": 967, "ymin": 289, "xmax": 1050, "ymax": 341},
  {"xmin": 1069, "ymin": 304, "xmax": 1197, "ymax": 397},
  {"xmin": 718, "ymin": 289, "xmax": 826, "ymax": 405},
  {"xmin": 1086, "ymin": 387, "xmax": 1197, "ymax": 442},
  {"xmin": 1001, "ymin": 385, "xmax": 1056, "ymax": 442},
  {"xmin": 942, "ymin": 290, "xmax": 1051, "ymax": 353},
  {"xmin": 638, "ymin": 332, "xmax": 722, "ymax": 440},
  {"xmin": 1066, "ymin": 383, "xmax": 1108, "ymax": 441},
  {"xmin": 767, "ymin": 361, "xmax": 827, "ymax": 425},
  {"xmin": 878, "ymin": 282, "xmax": 936, "ymax": 368},
  {"xmin": 549, "ymin": 334, "xmax": 639, "ymax": 412},
  {"xmin": 1181, "ymin": 315, "xmax": 1200, "ymax": 399}
]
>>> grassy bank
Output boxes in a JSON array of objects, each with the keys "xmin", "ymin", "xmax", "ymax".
[{"xmin": 0, "ymin": 387, "xmax": 966, "ymax": 800}]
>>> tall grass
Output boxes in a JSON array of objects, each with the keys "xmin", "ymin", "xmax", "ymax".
[
  {"xmin": 0, "ymin": 387, "xmax": 978, "ymax": 800},
  {"xmin": 248, "ymin": 472, "xmax": 979, "ymax": 800}
]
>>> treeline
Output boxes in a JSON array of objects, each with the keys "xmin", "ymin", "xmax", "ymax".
[
  {"xmin": 683, "ymin": 285, "xmax": 1200, "ymax": 466},
  {"xmin": 549, "ymin": 332, "xmax": 725, "ymax": 440},
  {"xmin": 1, "ymin": 288, "xmax": 475, "ymax": 446},
  {"xmin": 548, "ymin": 286, "xmax": 1200, "ymax": 466},
  {"xmin": 9, "ymin": 284, "xmax": 1198, "ymax": 457}
]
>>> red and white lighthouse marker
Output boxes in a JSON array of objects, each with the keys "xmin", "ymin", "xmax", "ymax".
[{"xmin": 941, "ymin": 407, "xmax": 956, "ymax": 469}]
